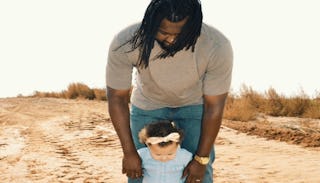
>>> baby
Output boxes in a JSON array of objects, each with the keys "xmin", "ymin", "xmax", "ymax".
[{"xmin": 138, "ymin": 120, "xmax": 192, "ymax": 183}]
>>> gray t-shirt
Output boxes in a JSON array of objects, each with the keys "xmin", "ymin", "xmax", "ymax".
[{"xmin": 106, "ymin": 23, "xmax": 233, "ymax": 110}]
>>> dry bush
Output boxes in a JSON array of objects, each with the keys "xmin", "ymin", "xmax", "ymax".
[
  {"xmin": 224, "ymin": 93, "xmax": 257, "ymax": 121},
  {"xmin": 33, "ymin": 91, "xmax": 46, "ymax": 98},
  {"xmin": 314, "ymin": 90, "xmax": 320, "ymax": 100},
  {"xmin": 284, "ymin": 97, "xmax": 310, "ymax": 117},
  {"xmin": 59, "ymin": 90, "xmax": 68, "ymax": 99},
  {"xmin": 93, "ymin": 88, "xmax": 107, "ymax": 101},
  {"xmin": 33, "ymin": 91, "xmax": 63, "ymax": 98},
  {"xmin": 303, "ymin": 100, "xmax": 320, "ymax": 119},
  {"xmin": 30, "ymin": 83, "xmax": 319, "ymax": 120},
  {"xmin": 266, "ymin": 89, "xmax": 311, "ymax": 118},
  {"xmin": 287, "ymin": 90, "xmax": 310, "ymax": 117},
  {"xmin": 65, "ymin": 83, "xmax": 95, "ymax": 100},
  {"xmin": 264, "ymin": 87, "xmax": 287, "ymax": 116},
  {"xmin": 261, "ymin": 88, "xmax": 316, "ymax": 118},
  {"xmin": 31, "ymin": 83, "xmax": 105, "ymax": 100},
  {"xmin": 239, "ymin": 84, "xmax": 265, "ymax": 112}
]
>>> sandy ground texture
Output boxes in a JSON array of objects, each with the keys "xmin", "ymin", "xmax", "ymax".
[{"xmin": 0, "ymin": 98, "xmax": 319, "ymax": 183}]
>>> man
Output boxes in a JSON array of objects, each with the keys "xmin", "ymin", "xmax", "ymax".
[{"xmin": 106, "ymin": 0, "xmax": 233, "ymax": 182}]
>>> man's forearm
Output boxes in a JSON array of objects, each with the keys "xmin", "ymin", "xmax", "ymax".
[
  {"xmin": 196, "ymin": 93, "xmax": 227, "ymax": 157},
  {"xmin": 108, "ymin": 100, "xmax": 136, "ymax": 154},
  {"xmin": 196, "ymin": 112, "xmax": 222, "ymax": 157},
  {"xmin": 107, "ymin": 88, "xmax": 136, "ymax": 154}
]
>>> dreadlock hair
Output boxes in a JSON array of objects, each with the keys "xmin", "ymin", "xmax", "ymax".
[{"xmin": 124, "ymin": 0, "xmax": 203, "ymax": 69}]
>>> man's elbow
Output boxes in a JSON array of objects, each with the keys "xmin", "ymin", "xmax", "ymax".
[{"xmin": 107, "ymin": 86, "xmax": 131, "ymax": 103}]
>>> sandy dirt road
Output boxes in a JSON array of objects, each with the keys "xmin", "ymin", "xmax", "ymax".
[{"xmin": 0, "ymin": 98, "xmax": 319, "ymax": 183}]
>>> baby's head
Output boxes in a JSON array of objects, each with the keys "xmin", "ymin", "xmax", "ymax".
[{"xmin": 138, "ymin": 120, "xmax": 184, "ymax": 162}]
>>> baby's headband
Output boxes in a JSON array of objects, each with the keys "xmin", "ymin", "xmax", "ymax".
[{"xmin": 146, "ymin": 132, "xmax": 180, "ymax": 144}]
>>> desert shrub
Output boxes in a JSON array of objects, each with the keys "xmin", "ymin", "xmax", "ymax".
[
  {"xmin": 31, "ymin": 83, "xmax": 105, "ymax": 100},
  {"xmin": 30, "ymin": 83, "xmax": 319, "ymax": 119},
  {"xmin": 33, "ymin": 91, "xmax": 62, "ymax": 98},
  {"xmin": 65, "ymin": 83, "xmax": 95, "ymax": 100},
  {"xmin": 303, "ymin": 100, "xmax": 320, "ymax": 119},
  {"xmin": 290, "ymin": 90, "xmax": 310, "ymax": 116},
  {"xmin": 239, "ymin": 84, "xmax": 265, "ymax": 112},
  {"xmin": 33, "ymin": 91, "xmax": 46, "ymax": 98},
  {"xmin": 93, "ymin": 88, "xmax": 107, "ymax": 101},
  {"xmin": 224, "ymin": 93, "xmax": 257, "ymax": 121},
  {"xmin": 264, "ymin": 87, "xmax": 286, "ymax": 116},
  {"xmin": 59, "ymin": 90, "xmax": 68, "ymax": 99},
  {"xmin": 262, "ymin": 88, "xmax": 315, "ymax": 118},
  {"xmin": 285, "ymin": 97, "xmax": 310, "ymax": 117},
  {"xmin": 314, "ymin": 90, "xmax": 320, "ymax": 100}
]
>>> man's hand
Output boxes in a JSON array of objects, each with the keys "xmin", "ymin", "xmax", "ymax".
[
  {"xmin": 107, "ymin": 87, "xmax": 142, "ymax": 179},
  {"xmin": 183, "ymin": 159, "xmax": 206, "ymax": 183},
  {"xmin": 122, "ymin": 152, "xmax": 143, "ymax": 179}
]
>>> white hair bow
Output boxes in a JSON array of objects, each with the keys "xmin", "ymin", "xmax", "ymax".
[{"xmin": 146, "ymin": 132, "xmax": 180, "ymax": 145}]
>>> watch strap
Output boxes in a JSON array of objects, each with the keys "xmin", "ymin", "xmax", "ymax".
[{"xmin": 194, "ymin": 154, "xmax": 210, "ymax": 165}]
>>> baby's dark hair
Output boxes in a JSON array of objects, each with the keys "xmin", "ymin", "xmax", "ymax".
[{"xmin": 138, "ymin": 120, "xmax": 184, "ymax": 147}]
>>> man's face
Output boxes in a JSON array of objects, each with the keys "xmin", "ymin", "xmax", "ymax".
[
  {"xmin": 155, "ymin": 17, "xmax": 188, "ymax": 50},
  {"xmin": 148, "ymin": 143, "xmax": 178, "ymax": 162}
]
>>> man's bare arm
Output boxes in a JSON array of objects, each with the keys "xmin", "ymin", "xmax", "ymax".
[
  {"xmin": 107, "ymin": 86, "xmax": 142, "ymax": 178},
  {"xmin": 196, "ymin": 92, "xmax": 228, "ymax": 157},
  {"xmin": 184, "ymin": 92, "xmax": 228, "ymax": 183}
]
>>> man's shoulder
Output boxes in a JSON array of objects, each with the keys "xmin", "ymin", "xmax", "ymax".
[
  {"xmin": 194, "ymin": 23, "xmax": 232, "ymax": 60},
  {"xmin": 199, "ymin": 23, "xmax": 230, "ymax": 46},
  {"xmin": 115, "ymin": 22, "xmax": 141, "ymax": 43}
]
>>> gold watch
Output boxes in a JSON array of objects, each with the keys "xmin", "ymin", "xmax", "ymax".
[{"xmin": 194, "ymin": 155, "xmax": 210, "ymax": 165}]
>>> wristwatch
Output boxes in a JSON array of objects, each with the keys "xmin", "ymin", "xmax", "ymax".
[{"xmin": 194, "ymin": 155, "xmax": 210, "ymax": 165}]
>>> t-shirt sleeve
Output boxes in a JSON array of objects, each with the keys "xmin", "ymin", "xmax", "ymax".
[
  {"xmin": 179, "ymin": 148, "xmax": 193, "ymax": 166},
  {"xmin": 137, "ymin": 148, "xmax": 143, "ymax": 156},
  {"xmin": 106, "ymin": 35, "xmax": 133, "ymax": 90},
  {"xmin": 137, "ymin": 147, "xmax": 148, "ymax": 164},
  {"xmin": 203, "ymin": 41, "xmax": 233, "ymax": 95}
]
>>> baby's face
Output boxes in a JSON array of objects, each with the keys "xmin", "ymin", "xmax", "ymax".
[{"xmin": 148, "ymin": 143, "xmax": 178, "ymax": 162}]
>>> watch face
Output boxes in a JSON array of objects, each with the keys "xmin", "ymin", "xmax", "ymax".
[
  {"xmin": 200, "ymin": 157, "xmax": 209, "ymax": 164},
  {"xmin": 195, "ymin": 155, "xmax": 210, "ymax": 165}
]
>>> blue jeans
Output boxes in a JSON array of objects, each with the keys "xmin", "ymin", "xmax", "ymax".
[{"xmin": 128, "ymin": 104, "xmax": 215, "ymax": 183}]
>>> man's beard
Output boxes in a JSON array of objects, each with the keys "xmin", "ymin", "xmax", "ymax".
[{"xmin": 156, "ymin": 40, "xmax": 175, "ymax": 53}]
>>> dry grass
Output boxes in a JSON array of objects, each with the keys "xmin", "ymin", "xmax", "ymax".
[
  {"xmin": 223, "ymin": 94, "xmax": 257, "ymax": 122},
  {"xmin": 224, "ymin": 85, "xmax": 320, "ymax": 121},
  {"xmin": 303, "ymin": 100, "xmax": 320, "ymax": 119},
  {"xmin": 32, "ymin": 82, "xmax": 106, "ymax": 101},
  {"xmin": 65, "ymin": 83, "xmax": 94, "ymax": 100},
  {"xmin": 30, "ymin": 83, "xmax": 320, "ymax": 120}
]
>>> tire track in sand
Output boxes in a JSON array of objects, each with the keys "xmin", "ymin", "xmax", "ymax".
[{"xmin": 1, "ymin": 106, "xmax": 125, "ymax": 183}]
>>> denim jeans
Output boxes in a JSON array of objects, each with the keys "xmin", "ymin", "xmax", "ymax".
[{"xmin": 128, "ymin": 104, "xmax": 215, "ymax": 183}]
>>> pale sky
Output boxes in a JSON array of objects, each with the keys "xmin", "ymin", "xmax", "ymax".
[{"xmin": 1, "ymin": 0, "xmax": 319, "ymax": 98}]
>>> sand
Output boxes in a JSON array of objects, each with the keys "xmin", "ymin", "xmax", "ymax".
[{"xmin": 0, "ymin": 98, "xmax": 319, "ymax": 183}]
